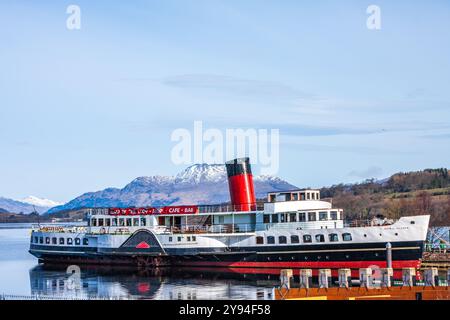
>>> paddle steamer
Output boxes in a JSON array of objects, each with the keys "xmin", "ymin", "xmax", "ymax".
[{"xmin": 29, "ymin": 158, "xmax": 429, "ymax": 276}]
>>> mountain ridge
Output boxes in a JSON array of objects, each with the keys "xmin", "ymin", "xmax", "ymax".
[{"xmin": 47, "ymin": 164, "xmax": 296, "ymax": 214}]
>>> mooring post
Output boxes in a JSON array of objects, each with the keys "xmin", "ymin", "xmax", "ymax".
[
  {"xmin": 318, "ymin": 269, "xmax": 332, "ymax": 288},
  {"xmin": 280, "ymin": 269, "xmax": 293, "ymax": 290},
  {"xmin": 299, "ymin": 269, "xmax": 312, "ymax": 289},
  {"xmin": 359, "ymin": 268, "xmax": 373, "ymax": 288},
  {"xmin": 381, "ymin": 268, "xmax": 394, "ymax": 287},
  {"xmin": 386, "ymin": 242, "xmax": 392, "ymax": 269},
  {"xmin": 402, "ymin": 268, "xmax": 416, "ymax": 287},
  {"xmin": 424, "ymin": 268, "xmax": 439, "ymax": 287},
  {"xmin": 338, "ymin": 268, "xmax": 352, "ymax": 288}
]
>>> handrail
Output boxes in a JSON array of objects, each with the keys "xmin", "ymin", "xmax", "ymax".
[{"xmin": 86, "ymin": 203, "xmax": 265, "ymax": 216}]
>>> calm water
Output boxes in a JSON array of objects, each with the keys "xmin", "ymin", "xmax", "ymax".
[{"xmin": 0, "ymin": 224, "xmax": 275, "ymax": 300}]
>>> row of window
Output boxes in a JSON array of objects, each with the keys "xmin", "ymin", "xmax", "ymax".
[
  {"xmin": 32, "ymin": 236, "xmax": 89, "ymax": 246},
  {"xmin": 168, "ymin": 236, "xmax": 197, "ymax": 242},
  {"xmin": 256, "ymin": 233, "xmax": 352, "ymax": 245},
  {"xmin": 91, "ymin": 217, "xmax": 147, "ymax": 227},
  {"xmin": 263, "ymin": 211, "xmax": 340, "ymax": 224}
]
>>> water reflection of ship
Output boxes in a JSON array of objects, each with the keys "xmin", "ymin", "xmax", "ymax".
[{"xmin": 29, "ymin": 265, "xmax": 275, "ymax": 300}]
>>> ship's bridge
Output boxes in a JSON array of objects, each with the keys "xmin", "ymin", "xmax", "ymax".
[{"xmin": 261, "ymin": 189, "xmax": 344, "ymax": 229}]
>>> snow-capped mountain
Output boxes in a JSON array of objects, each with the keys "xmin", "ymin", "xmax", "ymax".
[
  {"xmin": 47, "ymin": 164, "xmax": 297, "ymax": 214},
  {"xmin": 0, "ymin": 196, "xmax": 59, "ymax": 215},
  {"xmin": 20, "ymin": 196, "xmax": 63, "ymax": 208}
]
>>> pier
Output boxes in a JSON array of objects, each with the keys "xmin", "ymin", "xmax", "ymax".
[{"xmin": 275, "ymin": 267, "xmax": 450, "ymax": 300}]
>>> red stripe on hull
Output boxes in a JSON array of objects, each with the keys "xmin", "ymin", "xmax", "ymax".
[
  {"xmin": 174, "ymin": 260, "xmax": 422, "ymax": 279},
  {"xmin": 175, "ymin": 260, "xmax": 421, "ymax": 269}
]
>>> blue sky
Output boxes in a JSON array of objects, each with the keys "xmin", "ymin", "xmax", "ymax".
[{"xmin": 1, "ymin": 0, "xmax": 450, "ymax": 203}]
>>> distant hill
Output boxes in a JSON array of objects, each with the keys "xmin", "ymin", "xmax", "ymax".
[
  {"xmin": 0, "ymin": 197, "xmax": 59, "ymax": 215},
  {"xmin": 320, "ymin": 168, "xmax": 450, "ymax": 226},
  {"xmin": 47, "ymin": 164, "xmax": 297, "ymax": 214}
]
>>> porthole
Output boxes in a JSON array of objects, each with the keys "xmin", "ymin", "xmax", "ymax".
[
  {"xmin": 326, "ymin": 256, "xmax": 330, "ymax": 260},
  {"xmin": 278, "ymin": 257, "xmax": 282, "ymax": 261},
  {"xmin": 364, "ymin": 234, "xmax": 367, "ymax": 237},
  {"xmin": 345, "ymin": 255, "xmax": 350, "ymax": 259},
  {"xmin": 317, "ymin": 256, "xmax": 321, "ymax": 260},
  {"xmin": 395, "ymin": 233, "xmax": 398, "ymax": 236}
]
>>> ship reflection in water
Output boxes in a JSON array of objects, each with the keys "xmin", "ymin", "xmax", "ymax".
[{"xmin": 29, "ymin": 265, "xmax": 276, "ymax": 300}]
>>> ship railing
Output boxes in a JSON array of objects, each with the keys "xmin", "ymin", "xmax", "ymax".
[
  {"xmin": 86, "ymin": 203, "xmax": 265, "ymax": 216},
  {"xmin": 197, "ymin": 203, "xmax": 264, "ymax": 213},
  {"xmin": 344, "ymin": 218, "xmax": 396, "ymax": 228},
  {"xmin": 31, "ymin": 225, "xmax": 88, "ymax": 234},
  {"xmin": 170, "ymin": 223, "xmax": 257, "ymax": 234}
]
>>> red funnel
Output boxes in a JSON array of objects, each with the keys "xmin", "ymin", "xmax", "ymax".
[{"xmin": 225, "ymin": 158, "xmax": 256, "ymax": 211}]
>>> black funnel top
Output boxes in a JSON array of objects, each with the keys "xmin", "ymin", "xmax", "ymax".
[{"xmin": 225, "ymin": 157, "xmax": 252, "ymax": 177}]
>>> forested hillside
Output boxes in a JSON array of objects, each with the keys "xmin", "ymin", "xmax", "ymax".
[{"xmin": 320, "ymin": 168, "xmax": 450, "ymax": 226}]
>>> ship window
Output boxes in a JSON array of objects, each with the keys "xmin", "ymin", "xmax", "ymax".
[
  {"xmin": 329, "ymin": 233, "xmax": 339, "ymax": 242},
  {"xmin": 280, "ymin": 214, "xmax": 287, "ymax": 223},
  {"xmin": 303, "ymin": 235, "xmax": 312, "ymax": 243},
  {"xmin": 256, "ymin": 236, "xmax": 264, "ymax": 244},
  {"xmin": 45, "ymin": 237, "xmax": 50, "ymax": 244},
  {"xmin": 289, "ymin": 212, "xmax": 297, "ymax": 222},
  {"xmin": 306, "ymin": 193, "xmax": 310, "ymax": 200},
  {"xmin": 67, "ymin": 238, "xmax": 73, "ymax": 245},
  {"xmin": 126, "ymin": 218, "xmax": 132, "ymax": 227},
  {"xmin": 34, "ymin": 236, "xmax": 38, "ymax": 243},
  {"xmin": 342, "ymin": 233, "xmax": 352, "ymax": 241},
  {"xmin": 319, "ymin": 212, "xmax": 328, "ymax": 221},
  {"xmin": 59, "ymin": 238, "xmax": 65, "ymax": 245},
  {"xmin": 279, "ymin": 236, "xmax": 287, "ymax": 244},
  {"xmin": 105, "ymin": 219, "xmax": 111, "ymax": 227},
  {"xmin": 187, "ymin": 236, "xmax": 191, "ymax": 242},
  {"xmin": 52, "ymin": 237, "xmax": 57, "ymax": 245},
  {"xmin": 112, "ymin": 218, "xmax": 118, "ymax": 227},
  {"xmin": 83, "ymin": 238, "xmax": 89, "ymax": 246},
  {"xmin": 293, "ymin": 193, "xmax": 299, "ymax": 201},
  {"xmin": 39, "ymin": 237, "xmax": 43, "ymax": 244},
  {"xmin": 315, "ymin": 234, "xmax": 325, "ymax": 242},
  {"xmin": 133, "ymin": 218, "xmax": 139, "ymax": 226},
  {"xmin": 98, "ymin": 219, "xmax": 104, "ymax": 227},
  {"xmin": 140, "ymin": 218, "xmax": 147, "ymax": 226},
  {"xmin": 192, "ymin": 236, "xmax": 196, "ymax": 241},
  {"xmin": 169, "ymin": 237, "xmax": 172, "ymax": 242},
  {"xmin": 267, "ymin": 236, "xmax": 275, "ymax": 244},
  {"xmin": 308, "ymin": 212, "xmax": 316, "ymax": 221},
  {"xmin": 330, "ymin": 211, "xmax": 338, "ymax": 220},
  {"xmin": 92, "ymin": 219, "xmax": 97, "ymax": 227},
  {"xmin": 119, "ymin": 218, "xmax": 125, "ymax": 226},
  {"xmin": 75, "ymin": 238, "xmax": 81, "ymax": 245},
  {"xmin": 298, "ymin": 212, "xmax": 306, "ymax": 222},
  {"xmin": 291, "ymin": 235, "xmax": 300, "ymax": 244},
  {"xmin": 263, "ymin": 215, "xmax": 270, "ymax": 223},
  {"xmin": 177, "ymin": 237, "xmax": 182, "ymax": 242},
  {"xmin": 271, "ymin": 214, "xmax": 279, "ymax": 223}
]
